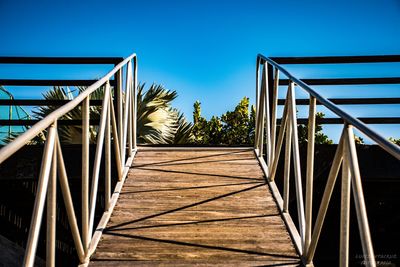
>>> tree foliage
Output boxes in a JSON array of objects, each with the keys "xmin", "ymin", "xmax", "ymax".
[
  {"xmin": 192, "ymin": 97, "xmax": 255, "ymax": 145},
  {"xmin": 3, "ymin": 84, "xmax": 336, "ymax": 146},
  {"xmin": 297, "ymin": 112, "xmax": 333, "ymax": 145},
  {"xmin": 31, "ymin": 86, "xmax": 103, "ymax": 144},
  {"xmin": 3, "ymin": 84, "xmax": 193, "ymax": 145},
  {"xmin": 136, "ymin": 84, "xmax": 192, "ymax": 144},
  {"xmin": 389, "ymin": 137, "xmax": 400, "ymax": 145},
  {"xmin": 354, "ymin": 135, "xmax": 365, "ymax": 145},
  {"xmin": 192, "ymin": 97, "xmax": 332, "ymax": 145}
]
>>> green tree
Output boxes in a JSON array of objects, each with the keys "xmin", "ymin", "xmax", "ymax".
[
  {"xmin": 192, "ymin": 97, "xmax": 333, "ymax": 146},
  {"xmin": 389, "ymin": 137, "xmax": 400, "ymax": 145},
  {"xmin": 192, "ymin": 101, "xmax": 209, "ymax": 144},
  {"xmin": 297, "ymin": 112, "xmax": 333, "ymax": 145},
  {"xmin": 208, "ymin": 116, "xmax": 224, "ymax": 144},
  {"xmin": 192, "ymin": 97, "xmax": 254, "ymax": 145},
  {"xmin": 221, "ymin": 97, "xmax": 251, "ymax": 145}
]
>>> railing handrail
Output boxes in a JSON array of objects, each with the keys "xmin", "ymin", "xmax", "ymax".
[
  {"xmin": 0, "ymin": 53, "xmax": 136, "ymax": 164},
  {"xmin": 257, "ymin": 54, "xmax": 400, "ymax": 160}
]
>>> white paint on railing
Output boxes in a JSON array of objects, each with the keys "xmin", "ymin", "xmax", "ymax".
[
  {"xmin": 254, "ymin": 55, "xmax": 393, "ymax": 266},
  {"xmin": 0, "ymin": 53, "xmax": 138, "ymax": 266}
]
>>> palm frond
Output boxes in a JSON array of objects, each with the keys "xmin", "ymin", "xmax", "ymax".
[
  {"xmin": 172, "ymin": 109, "xmax": 193, "ymax": 144},
  {"xmin": 137, "ymin": 83, "xmax": 186, "ymax": 144},
  {"xmin": 4, "ymin": 83, "xmax": 192, "ymax": 145}
]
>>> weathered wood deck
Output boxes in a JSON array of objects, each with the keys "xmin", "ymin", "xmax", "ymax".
[{"xmin": 90, "ymin": 147, "xmax": 300, "ymax": 266}]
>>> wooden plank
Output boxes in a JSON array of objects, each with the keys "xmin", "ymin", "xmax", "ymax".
[{"xmin": 89, "ymin": 148, "xmax": 299, "ymax": 266}]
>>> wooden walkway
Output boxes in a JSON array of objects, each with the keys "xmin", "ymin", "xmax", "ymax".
[{"xmin": 90, "ymin": 148, "xmax": 300, "ymax": 266}]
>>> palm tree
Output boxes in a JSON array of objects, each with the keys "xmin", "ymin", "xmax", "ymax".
[
  {"xmin": 136, "ymin": 84, "xmax": 192, "ymax": 144},
  {"xmin": 3, "ymin": 83, "xmax": 193, "ymax": 144}
]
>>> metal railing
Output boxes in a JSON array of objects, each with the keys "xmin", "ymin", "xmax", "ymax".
[
  {"xmin": 0, "ymin": 53, "xmax": 138, "ymax": 266},
  {"xmin": 254, "ymin": 54, "xmax": 400, "ymax": 267}
]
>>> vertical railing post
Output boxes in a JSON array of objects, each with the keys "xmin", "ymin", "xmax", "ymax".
[
  {"xmin": 340, "ymin": 128, "xmax": 351, "ymax": 267},
  {"xmin": 305, "ymin": 95, "xmax": 316, "ymax": 255},
  {"xmin": 283, "ymin": 118, "xmax": 292, "ymax": 213},
  {"xmin": 81, "ymin": 96, "xmax": 90, "ymax": 255},
  {"xmin": 255, "ymin": 57, "xmax": 261, "ymax": 149},
  {"xmin": 306, "ymin": 130, "xmax": 345, "ymax": 264},
  {"xmin": 121, "ymin": 62, "xmax": 132, "ymax": 163},
  {"xmin": 110, "ymin": 96, "xmax": 123, "ymax": 180},
  {"xmin": 257, "ymin": 64, "xmax": 266, "ymax": 157},
  {"xmin": 56, "ymin": 137, "xmax": 85, "ymax": 263},
  {"xmin": 128, "ymin": 77, "xmax": 133, "ymax": 157},
  {"xmin": 24, "ymin": 123, "xmax": 57, "ymax": 267},
  {"xmin": 346, "ymin": 125, "xmax": 376, "ymax": 267},
  {"xmin": 46, "ymin": 125, "xmax": 57, "ymax": 267},
  {"xmin": 270, "ymin": 68, "xmax": 279, "ymax": 166},
  {"xmin": 288, "ymin": 81, "xmax": 306, "ymax": 250},
  {"xmin": 105, "ymin": 94, "xmax": 111, "ymax": 211},
  {"xmin": 113, "ymin": 65, "xmax": 118, "ymax": 118},
  {"xmin": 133, "ymin": 56, "xmax": 138, "ymax": 149},
  {"xmin": 116, "ymin": 69, "xmax": 123, "ymax": 163},
  {"xmin": 266, "ymin": 63, "xmax": 274, "ymax": 162},
  {"xmin": 88, "ymin": 81, "xmax": 110, "ymax": 238},
  {"xmin": 264, "ymin": 64, "xmax": 272, "ymax": 165},
  {"xmin": 127, "ymin": 60, "xmax": 133, "ymax": 156},
  {"xmin": 267, "ymin": 62, "xmax": 274, "ymax": 118},
  {"xmin": 269, "ymin": 88, "xmax": 290, "ymax": 181}
]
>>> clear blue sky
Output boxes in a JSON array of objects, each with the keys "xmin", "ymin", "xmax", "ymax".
[{"xmin": 0, "ymin": 0, "xmax": 399, "ymax": 142}]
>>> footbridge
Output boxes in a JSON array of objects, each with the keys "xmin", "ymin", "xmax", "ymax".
[{"xmin": 0, "ymin": 54, "xmax": 399, "ymax": 266}]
